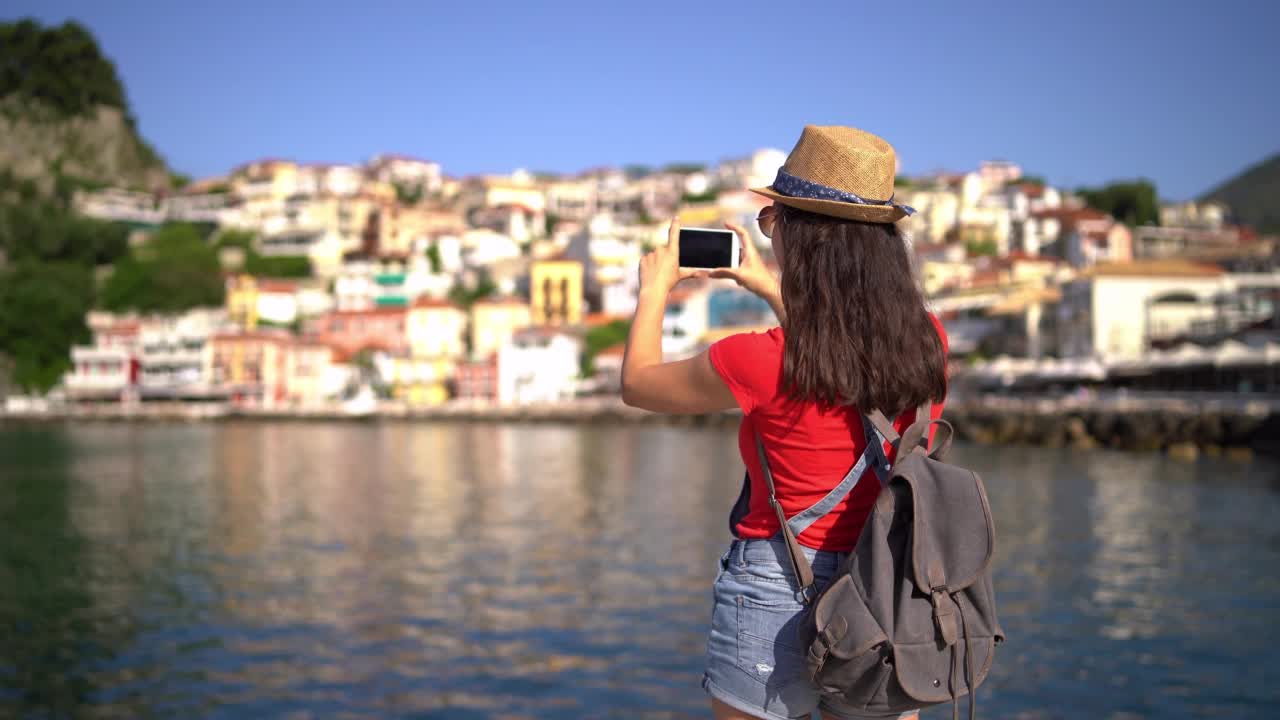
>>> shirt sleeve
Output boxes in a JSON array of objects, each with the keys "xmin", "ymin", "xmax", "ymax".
[{"xmin": 708, "ymin": 330, "xmax": 781, "ymax": 416}]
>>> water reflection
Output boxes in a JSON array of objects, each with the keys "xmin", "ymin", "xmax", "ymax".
[{"xmin": 1, "ymin": 423, "xmax": 1278, "ymax": 718}]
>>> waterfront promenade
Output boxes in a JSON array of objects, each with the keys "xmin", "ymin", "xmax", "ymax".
[{"xmin": 5, "ymin": 391, "xmax": 1278, "ymax": 459}]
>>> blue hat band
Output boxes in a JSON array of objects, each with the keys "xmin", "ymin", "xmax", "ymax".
[{"xmin": 772, "ymin": 168, "xmax": 916, "ymax": 216}]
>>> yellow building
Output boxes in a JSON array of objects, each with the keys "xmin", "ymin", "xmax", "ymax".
[
  {"xmin": 470, "ymin": 297, "xmax": 532, "ymax": 360},
  {"xmin": 530, "ymin": 258, "xmax": 584, "ymax": 326},
  {"xmin": 283, "ymin": 340, "xmax": 335, "ymax": 408},
  {"xmin": 373, "ymin": 204, "xmax": 465, "ymax": 257},
  {"xmin": 382, "ymin": 356, "xmax": 457, "ymax": 407},
  {"xmin": 211, "ymin": 331, "xmax": 289, "ymax": 407},
  {"xmin": 225, "ymin": 274, "xmax": 260, "ymax": 329},
  {"xmin": 231, "ymin": 159, "xmax": 299, "ymax": 202},
  {"xmin": 400, "ymin": 298, "xmax": 467, "ymax": 406}
]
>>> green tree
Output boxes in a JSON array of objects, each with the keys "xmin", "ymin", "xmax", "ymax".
[
  {"xmin": 0, "ymin": 19, "xmax": 128, "ymax": 116},
  {"xmin": 244, "ymin": 254, "xmax": 312, "ymax": 278},
  {"xmin": 0, "ymin": 261, "xmax": 94, "ymax": 392},
  {"xmin": 214, "ymin": 229, "xmax": 312, "ymax": 277},
  {"xmin": 663, "ymin": 162, "xmax": 706, "ymax": 175},
  {"xmin": 1010, "ymin": 175, "xmax": 1046, "ymax": 187},
  {"xmin": 100, "ymin": 223, "xmax": 225, "ymax": 312},
  {"xmin": 1077, "ymin": 180, "xmax": 1159, "ymax": 227},
  {"xmin": 965, "ymin": 239, "xmax": 998, "ymax": 257},
  {"xmin": 447, "ymin": 273, "xmax": 498, "ymax": 309},
  {"xmin": 425, "ymin": 241, "xmax": 443, "ymax": 274},
  {"xmin": 393, "ymin": 181, "xmax": 423, "ymax": 205},
  {"xmin": 0, "ymin": 198, "xmax": 129, "ymax": 265},
  {"xmin": 580, "ymin": 319, "xmax": 630, "ymax": 376},
  {"xmin": 681, "ymin": 189, "xmax": 720, "ymax": 204}
]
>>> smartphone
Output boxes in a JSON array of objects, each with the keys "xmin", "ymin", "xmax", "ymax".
[{"xmin": 678, "ymin": 227, "xmax": 740, "ymax": 269}]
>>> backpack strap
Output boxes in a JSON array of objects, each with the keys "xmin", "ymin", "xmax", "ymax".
[
  {"xmin": 864, "ymin": 409, "xmax": 900, "ymax": 444},
  {"xmin": 876, "ymin": 399, "xmax": 954, "ymax": 462},
  {"xmin": 753, "ymin": 415, "xmax": 884, "ymax": 601},
  {"xmin": 754, "ymin": 432, "xmax": 817, "ymax": 592}
]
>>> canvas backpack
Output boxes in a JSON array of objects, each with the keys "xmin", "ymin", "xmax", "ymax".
[{"xmin": 751, "ymin": 403, "xmax": 1005, "ymax": 720}]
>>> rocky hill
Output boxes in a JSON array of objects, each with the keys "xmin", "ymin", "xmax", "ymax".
[
  {"xmin": 0, "ymin": 19, "xmax": 171, "ymax": 197},
  {"xmin": 1200, "ymin": 153, "xmax": 1280, "ymax": 235}
]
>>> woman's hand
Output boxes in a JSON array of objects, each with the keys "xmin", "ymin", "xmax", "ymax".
[
  {"xmin": 638, "ymin": 218, "xmax": 702, "ymax": 297},
  {"xmin": 708, "ymin": 223, "xmax": 784, "ymax": 319}
]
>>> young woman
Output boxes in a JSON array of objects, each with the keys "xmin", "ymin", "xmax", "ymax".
[{"xmin": 621, "ymin": 126, "xmax": 947, "ymax": 720}]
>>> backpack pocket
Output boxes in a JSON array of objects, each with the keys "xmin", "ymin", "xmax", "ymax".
[
  {"xmin": 807, "ymin": 574, "xmax": 893, "ymax": 709},
  {"xmin": 891, "ymin": 634, "xmax": 998, "ymax": 703}
]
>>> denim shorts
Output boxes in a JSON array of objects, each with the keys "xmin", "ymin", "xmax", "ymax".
[{"xmin": 702, "ymin": 538, "xmax": 918, "ymax": 720}]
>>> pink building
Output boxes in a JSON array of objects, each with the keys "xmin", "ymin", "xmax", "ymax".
[
  {"xmin": 1024, "ymin": 207, "xmax": 1132, "ymax": 267},
  {"xmin": 304, "ymin": 307, "xmax": 409, "ymax": 359},
  {"xmin": 455, "ymin": 354, "xmax": 499, "ymax": 402}
]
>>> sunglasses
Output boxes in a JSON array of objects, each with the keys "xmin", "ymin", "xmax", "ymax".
[{"xmin": 757, "ymin": 205, "xmax": 779, "ymax": 238}]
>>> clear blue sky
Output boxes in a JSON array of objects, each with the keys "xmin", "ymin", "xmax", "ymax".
[{"xmin": 8, "ymin": 0, "xmax": 1279, "ymax": 200}]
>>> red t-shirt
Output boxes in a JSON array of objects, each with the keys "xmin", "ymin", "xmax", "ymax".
[{"xmin": 708, "ymin": 316, "xmax": 948, "ymax": 552}]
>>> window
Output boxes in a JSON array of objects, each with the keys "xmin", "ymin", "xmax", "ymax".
[{"xmin": 543, "ymin": 277, "xmax": 554, "ymax": 323}]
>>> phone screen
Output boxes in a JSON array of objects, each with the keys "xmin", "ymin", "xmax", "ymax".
[{"xmin": 678, "ymin": 228, "xmax": 735, "ymax": 269}]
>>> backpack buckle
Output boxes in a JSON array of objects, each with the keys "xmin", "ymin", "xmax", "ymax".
[
  {"xmin": 798, "ymin": 583, "xmax": 817, "ymax": 605},
  {"xmin": 931, "ymin": 588, "xmax": 960, "ymax": 647}
]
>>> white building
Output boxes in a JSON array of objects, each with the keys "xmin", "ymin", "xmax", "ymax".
[
  {"xmin": 73, "ymin": 189, "xmax": 163, "ymax": 225},
  {"xmin": 254, "ymin": 279, "xmax": 303, "ymax": 326},
  {"xmin": 1160, "ymin": 200, "xmax": 1229, "ymax": 231},
  {"xmin": 462, "ymin": 229, "xmax": 522, "ymax": 267},
  {"xmin": 663, "ymin": 286, "xmax": 712, "ymax": 359},
  {"xmin": 497, "ymin": 328, "xmax": 582, "ymax": 404},
  {"xmin": 977, "ymin": 160, "xmax": 1023, "ymax": 194},
  {"xmin": 65, "ymin": 313, "xmax": 140, "ymax": 399},
  {"xmin": 715, "ymin": 149, "xmax": 787, "ymax": 191},
  {"xmin": 65, "ymin": 310, "xmax": 228, "ymax": 400},
  {"xmin": 901, "ymin": 186, "xmax": 962, "ymax": 245},
  {"xmin": 165, "ymin": 191, "xmax": 237, "ymax": 225},
  {"xmin": 257, "ymin": 229, "xmax": 346, "ymax": 277},
  {"xmin": 562, "ymin": 214, "xmax": 643, "ymax": 315},
  {"xmin": 544, "ymin": 177, "xmax": 599, "ymax": 222},
  {"xmin": 1058, "ymin": 260, "xmax": 1228, "ymax": 359},
  {"xmin": 333, "ymin": 257, "xmax": 450, "ymax": 311},
  {"xmin": 135, "ymin": 309, "xmax": 226, "ymax": 398},
  {"xmin": 368, "ymin": 154, "xmax": 443, "ymax": 193}
]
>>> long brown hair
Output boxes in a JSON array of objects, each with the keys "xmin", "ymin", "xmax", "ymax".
[{"xmin": 775, "ymin": 206, "xmax": 946, "ymax": 416}]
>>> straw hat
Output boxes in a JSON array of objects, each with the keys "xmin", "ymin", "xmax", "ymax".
[{"xmin": 752, "ymin": 125, "xmax": 915, "ymax": 224}]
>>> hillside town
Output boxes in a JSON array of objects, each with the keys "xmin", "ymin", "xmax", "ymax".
[{"xmin": 30, "ymin": 150, "xmax": 1280, "ymax": 415}]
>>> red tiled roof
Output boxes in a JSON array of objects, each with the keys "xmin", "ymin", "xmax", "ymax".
[
  {"xmin": 970, "ymin": 270, "xmax": 1004, "ymax": 286},
  {"xmin": 327, "ymin": 307, "xmax": 407, "ymax": 318},
  {"xmin": 1012, "ymin": 183, "xmax": 1045, "ymax": 198},
  {"xmin": 256, "ymin": 279, "xmax": 300, "ymax": 293},
  {"xmin": 1086, "ymin": 260, "xmax": 1225, "ymax": 279}
]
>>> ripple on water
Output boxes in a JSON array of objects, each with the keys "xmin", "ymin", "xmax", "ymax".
[{"xmin": 2, "ymin": 424, "xmax": 1279, "ymax": 717}]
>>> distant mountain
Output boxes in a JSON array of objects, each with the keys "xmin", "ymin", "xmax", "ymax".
[
  {"xmin": 1200, "ymin": 153, "xmax": 1280, "ymax": 235},
  {"xmin": 0, "ymin": 19, "xmax": 171, "ymax": 197}
]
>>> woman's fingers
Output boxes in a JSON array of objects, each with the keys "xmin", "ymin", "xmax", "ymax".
[{"xmin": 724, "ymin": 221, "xmax": 759, "ymax": 264}]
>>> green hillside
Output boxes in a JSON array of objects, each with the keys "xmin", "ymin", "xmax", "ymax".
[
  {"xmin": 0, "ymin": 18, "xmax": 171, "ymax": 196},
  {"xmin": 1200, "ymin": 153, "xmax": 1280, "ymax": 235},
  {"xmin": 0, "ymin": 19, "xmax": 182, "ymax": 395}
]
